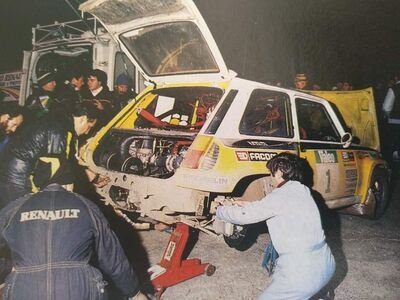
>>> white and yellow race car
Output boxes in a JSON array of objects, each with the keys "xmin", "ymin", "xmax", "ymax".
[{"xmin": 80, "ymin": 0, "xmax": 389, "ymax": 240}]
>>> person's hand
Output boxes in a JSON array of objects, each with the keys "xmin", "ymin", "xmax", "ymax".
[
  {"xmin": 211, "ymin": 198, "xmax": 248, "ymax": 214},
  {"xmin": 93, "ymin": 99, "xmax": 105, "ymax": 110},
  {"xmin": 86, "ymin": 169, "xmax": 110, "ymax": 187},
  {"xmin": 92, "ymin": 174, "xmax": 110, "ymax": 188},
  {"xmin": 233, "ymin": 200, "xmax": 250, "ymax": 207}
]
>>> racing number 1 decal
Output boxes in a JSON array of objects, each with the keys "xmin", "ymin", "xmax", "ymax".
[
  {"xmin": 315, "ymin": 150, "xmax": 340, "ymax": 197},
  {"xmin": 325, "ymin": 169, "xmax": 331, "ymax": 193}
]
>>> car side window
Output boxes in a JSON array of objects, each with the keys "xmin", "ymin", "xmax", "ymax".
[
  {"xmin": 114, "ymin": 51, "xmax": 136, "ymax": 90},
  {"xmin": 296, "ymin": 98, "xmax": 340, "ymax": 142},
  {"xmin": 239, "ymin": 89, "xmax": 293, "ymax": 138}
]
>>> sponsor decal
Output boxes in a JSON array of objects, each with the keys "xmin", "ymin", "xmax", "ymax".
[
  {"xmin": 0, "ymin": 71, "xmax": 22, "ymax": 88},
  {"xmin": 235, "ymin": 151, "xmax": 278, "ymax": 161},
  {"xmin": 246, "ymin": 140, "xmax": 269, "ymax": 147},
  {"xmin": 249, "ymin": 152, "xmax": 277, "ymax": 161},
  {"xmin": 164, "ymin": 241, "xmax": 176, "ymax": 261},
  {"xmin": 315, "ymin": 150, "xmax": 338, "ymax": 164},
  {"xmin": 236, "ymin": 151, "xmax": 249, "ymax": 161},
  {"xmin": 344, "ymin": 168, "xmax": 358, "ymax": 193},
  {"xmin": 184, "ymin": 174, "xmax": 229, "ymax": 186},
  {"xmin": 341, "ymin": 151, "xmax": 355, "ymax": 162}
]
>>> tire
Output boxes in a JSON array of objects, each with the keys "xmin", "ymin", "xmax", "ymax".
[
  {"xmin": 223, "ymin": 225, "xmax": 248, "ymax": 249},
  {"xmin": 370, "ymin": 168, "xmax": 390, "ymax": 219}
]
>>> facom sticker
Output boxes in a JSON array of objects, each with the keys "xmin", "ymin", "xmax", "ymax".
[
  {"xmin": 236, "ymin": 151, "xmax": 249, "ymax": 161},
  {"xmin": 235, "ymin": 151, "xmax": 277, "ymax": 161},
  {"xmin": 248, "ymin": 152, "xmax": 277, "ymax": 161}
]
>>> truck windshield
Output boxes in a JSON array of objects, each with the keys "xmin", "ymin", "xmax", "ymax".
[{"xmin": 120, "ymin": 21, "xmax": 219, "ymax": 76}]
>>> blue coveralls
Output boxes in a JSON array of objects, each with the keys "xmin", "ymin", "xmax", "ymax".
[{"xmin": 0, "ymin": 184, "xmax": 140, "ymax": 300}]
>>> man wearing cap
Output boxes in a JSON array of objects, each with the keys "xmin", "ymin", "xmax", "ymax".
[
  {"xmin": 111, "ymin": 73, "xmax": 137, "ymax": 111},
  {"xmin": 294, "ymin": 73, "xmax": 308, "ymax": 90},
  {"xmin": 25, "ymin": 72, "xmax": 59, "ymax": 119}
]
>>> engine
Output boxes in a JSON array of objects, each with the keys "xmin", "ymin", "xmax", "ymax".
[{"xmin": 94, "ymin": 129, "xmax": 194, "ymax": 178}]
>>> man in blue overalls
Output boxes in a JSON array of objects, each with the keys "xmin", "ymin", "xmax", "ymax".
[{"xmin": 0, "ymin": 183, "xmax": 147, "ymax": 300}]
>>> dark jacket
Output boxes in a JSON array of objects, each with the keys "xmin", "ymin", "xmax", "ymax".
[
  {"xmin": 0, "ymin": 117, "xmax": 77, "ymax": 207},
  {"xmin": 110, "ymin": 90, "xmax": 137, "ymax": 111},
  {"xmin": 81, "ymin": 87, "xmax": 115, "ymax": 129},
  {"xmin": 0, "ymin": 184, "xmax": 140, "ymax": 299},
  {"xmin": 25, "ymin": 89, "xmax": 60, "ymax": 120},
  {"xmin": 54, "ymin": 82, "xmax": 85, "ymax": 117}
]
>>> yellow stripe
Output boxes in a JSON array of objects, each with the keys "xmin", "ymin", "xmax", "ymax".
[
  {"xmin": 39, "ymin": 157, "xmax": 61, "ymax": 177},
  {"xmin": 65, "ymin": 132, "xmax": 72, "ymax": 158},
  {"xmin": 30, "ymin": 175, "xmax": 39, "ymax": 193}
]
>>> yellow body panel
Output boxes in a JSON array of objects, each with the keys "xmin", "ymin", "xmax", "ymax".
[{"xmin": 310, "ymin": 88, "xmax": 380, "ymax": 151}]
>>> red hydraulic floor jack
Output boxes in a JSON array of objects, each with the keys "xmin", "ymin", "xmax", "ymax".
[{"xmin": 149, "ymin": 223, "xmax": 216, "ymax": 299}]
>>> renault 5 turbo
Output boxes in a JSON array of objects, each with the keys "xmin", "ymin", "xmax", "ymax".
[{"xmin": 77, "ymin": 0, "xmax": 389, "ymax": 239}]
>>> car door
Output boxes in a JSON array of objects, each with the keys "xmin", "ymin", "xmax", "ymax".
[{"xmin": 295, "ymin": 97, "xmax": 359, "ymax": 202}]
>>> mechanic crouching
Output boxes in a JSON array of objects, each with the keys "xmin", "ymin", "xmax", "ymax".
[{"xmin": 0, "ymin": 183, "xmax": 148, "ymax": 300}]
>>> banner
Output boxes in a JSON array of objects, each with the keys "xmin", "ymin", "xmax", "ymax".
[{"xmin": 0, "ymin": 71, "xmax": 22, "ymax": 88}]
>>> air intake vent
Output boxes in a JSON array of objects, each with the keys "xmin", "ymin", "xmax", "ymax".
[{"xmin": 201, "ymin": 144, "xmax": 219, "ymax": 170}]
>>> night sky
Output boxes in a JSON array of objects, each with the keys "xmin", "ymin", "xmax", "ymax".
[{"xmin": 1, "ymin": 0, "xmax": 400, "ymax": 88}]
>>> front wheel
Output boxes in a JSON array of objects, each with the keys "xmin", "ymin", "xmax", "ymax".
[{"xmin": 370, "ymin": 168, "xmax": 390, "ymax": 219}]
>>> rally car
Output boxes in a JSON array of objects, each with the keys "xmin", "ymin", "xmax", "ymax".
[{"xmin": 79, "ymin": 0, "xmax": 389, "ymax": 238}]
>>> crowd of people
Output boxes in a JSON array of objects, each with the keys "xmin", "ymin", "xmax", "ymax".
[
  {"xmin": 24, "ymin": 69, "xmax": 136, "ymax": 127},
  {"xmin": 0, "ymin": 69, "xmax": 148, "ymax": 299}
]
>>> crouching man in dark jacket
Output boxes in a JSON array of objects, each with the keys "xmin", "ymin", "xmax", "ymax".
[{"xmin": 0, "ymin": 184, "xmax": 147, "ymax": 300}]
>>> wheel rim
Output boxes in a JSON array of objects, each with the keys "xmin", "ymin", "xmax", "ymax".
[{"xmin": 372, "ymin": 179, "xmax": 382, "ymax": 203}]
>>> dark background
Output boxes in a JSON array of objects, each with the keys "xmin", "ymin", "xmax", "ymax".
[{"xmin": 1, "ymin": 0, "xmax": 400, "ymax": 88}]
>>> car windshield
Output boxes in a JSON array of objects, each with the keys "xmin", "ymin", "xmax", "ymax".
[{"xmin": 120, "ymin": 21, "xmax": 219, "ymax": 76}]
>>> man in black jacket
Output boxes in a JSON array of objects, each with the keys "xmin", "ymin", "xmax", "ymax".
[
  {"xmin": 82, "ymin": 69, "xmax": 114, "ymax": 130},
  {"xmin": 56, "ymin": 69, "xmax": 86, "ymax": 106},
  {"xmin": 0, "ymin": 183, "xmax": 146, "ymax": 300},
  {"xmin": 0, "ymin": 103, "xmax": 24, "ymax": 155},
  {"xmin": 0, "ymin": 101, "xmax": 100, "ymax": 209},
  {"xmin": 25, "ymin": 72, "xmax": 59, "ymax": 120}
]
